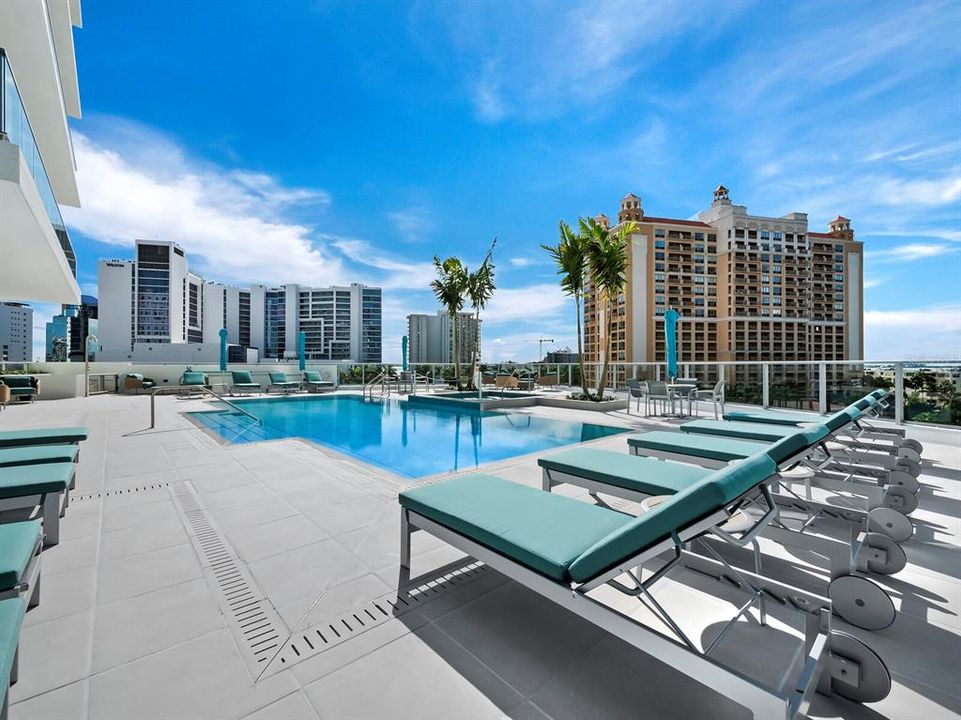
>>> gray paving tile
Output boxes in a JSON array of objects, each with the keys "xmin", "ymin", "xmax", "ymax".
[
  {"xmin": 99, "ymin": 513, "xmax": 189, "ymax": 563},
  {"xmin": 92, "ymin": 578, "xmax": 223, "ymax": 673},
  {"xmin": 39, "ymin": 533, "xmax": 99, "ymax": 575},
  {"xmin": 88, "ymin": 630, "xmax": 300, "ymax": 720},
  {"xmin": 303, "ymin": 623, "xmax": 527, "ymax": 719},
  {"xmin": 277, "ymin": 572, "xmax": 393, "ymax": 631},
  {"xmin": 303, "ymin": 494, "xmax": 392, "ymax": 538},
  {"xmin": 101, "ymin": 497, "xmax": 180, "ymax": 533},
  {"xmin": 23, "ymin": 565, "xmax": 97, "ymax": 627},
  {"xmin": 198, "ymin": 481, "xmax": 276, "ymax": 511},
  {"xmin": 9, "ymin": 678, "xmax": 87, "ymax": 720},
  {"xmin": 214, "ymin": 495, "xmax": 299, "ymax": 532},
  {"xmin": 242, "ymin": 691, "xmax": 320, "ymax": 720},
  {"xmin": 97, "ymin": 543, "xmax": 202, "ymax": 605},
  {"xmin": 227, "ymin": 514, "xmax": 330, "ymax": 563},
  {"xmin": 9, "ymin": 610, "xmax": 94, "ymax": 703}
]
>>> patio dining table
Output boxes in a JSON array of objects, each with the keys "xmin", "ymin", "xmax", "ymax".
[{"xmin": 666, "ymin": 382, "xmax": 699, "ymax": 417}]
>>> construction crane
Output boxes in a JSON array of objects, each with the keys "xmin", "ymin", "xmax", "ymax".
[{"xmin": 523, "ymin": 337, "xmax": 554, "ymax": 362}]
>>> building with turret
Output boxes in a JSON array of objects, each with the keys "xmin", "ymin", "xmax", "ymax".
[{"xmin": 583, "ymin": 186, "xmax": 864, "ymax": 385}]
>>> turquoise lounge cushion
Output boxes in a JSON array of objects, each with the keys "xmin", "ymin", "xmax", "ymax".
[
  {"xmin": 269, "ymin": 373, "xmax": 295, "ymax": 384},
  {"xmin": 0, "ymin": 596, "xmax": 26, "ymax": 707},
  {"xmin": 231, "ymin": 371, "xmax": 257, "ymax": 385},
  {"xmin": 304, "ymin": 371, "xmax": 322, "ymax": 383},
  {"xmin": 0, "ymin": 445, "xmax": 78, "ymax": 467},
  {"xmin": 870, "ymin": 389, "xmax": 888, "ymax": 401},
  {"xmin": 680, "ymin": 419, "xmax": 829, "ymax": 444},
  {"xmin": 539, "ymin": 448, "xmax": 711, "ymax": 496},
  {"xmin": 182, "ymin": 371, "xmax": 206, "ymax": 385},
  {"xmin": 629, "ymin": 431, "xmax": 767, "ymax": 462},
  {"xmin": 399, "ymin": 474, "xmax": 630, "ymax": 582},
  {"xmin": 0, "ymin": 462, "xmax": 73, "ymax": 499},
  {"xmin": 0, "ymin": 427, "xmax": 87, "ymax": 448},
  {"xmin": 0, "ymin": 376, "xmax": 33, "ymax": 389},
  {"xmin": 570, "ymin": 454, "xmax": 778, "ymax": 583},
  {"xmin": 0, "ymin": 521, "xmax": 41, "ymax": 591},
  {"xmin": 723, "ymin": 409, "xmax": 819, "ymax": 426}
]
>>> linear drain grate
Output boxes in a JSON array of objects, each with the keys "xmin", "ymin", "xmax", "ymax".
[
  {"xmin": 73, "ymin": 481, "xmax": 176, "ymax": 502},
  {"xmin": 170, "ymin": 483, "xmax": 287, "ymax": 680},
  {"xmin": 263, "ymin": 561, "xmax": 492, "ymax": 676}
]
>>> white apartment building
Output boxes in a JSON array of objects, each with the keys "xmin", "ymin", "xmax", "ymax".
[
  {"xmin": 0, "ymin": 0, "xmax": 83, "ymax": 305},
  {"xmin": 407, "ymin": 311, "xmax": 480, "ymax": 365},
  {"xmin": 97, "ymin": 240, "xmax": 382, "ymax": 363},
  {"xmin": 0, "ymin": 301, "xmax": 33, "ymax": 361}
]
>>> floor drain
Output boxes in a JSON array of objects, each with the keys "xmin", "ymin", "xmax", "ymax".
[
  {"xmin": 73, "ymin": 481, "xmax": 175, "ymax": 502},
  {"xmin": 170, "ymin": 483, "xmax": 287, "ymax": 680},
  {"xmin": 262, "ymin": 561, "xmax": 492, "ymax": 676}
]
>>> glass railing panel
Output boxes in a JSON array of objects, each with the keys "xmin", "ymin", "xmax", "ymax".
[
  {"xmin": 0, "ymin": 51, "xmax": 76, "ymax": 275},
  {"xmin": 825, "ymin": 362, "xmax": 870, "ymax": 412},
  {"xmin": 723, "ymin": 363, "xmax": 763, "ymax": 407},
  {"xmin": 769, "ymin": 363, "xmax": 818, "ymax": 411},
  {"xmin": 900, "ymin": 362, "xmax": 961, "ymax": 426}
]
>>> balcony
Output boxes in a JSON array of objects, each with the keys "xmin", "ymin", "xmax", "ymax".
[{"xmin": 0, "ymin": 49, "xmax": 79, "ymax": 303}]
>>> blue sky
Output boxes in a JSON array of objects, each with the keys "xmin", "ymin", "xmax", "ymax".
[{"xmin": 36, "ymin": 0, "xmax": 961, "ymax": 361}]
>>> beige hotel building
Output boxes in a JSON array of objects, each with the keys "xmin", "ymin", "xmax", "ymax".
[{"xmin": 583, "ymin": 186, "xmax": 864, "ymax": 382}]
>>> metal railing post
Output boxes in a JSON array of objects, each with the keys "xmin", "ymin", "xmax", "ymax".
[
  {"xmin": 818, "ymin": 362, "xmax": 827, "ymax": 415},
  {"xmin": 762, "ymin": 363, "xmax": 770, "ymax": 409},
  {"xmin": 895, "ymin": 362, "xmax": 904, "ymax": 424}
]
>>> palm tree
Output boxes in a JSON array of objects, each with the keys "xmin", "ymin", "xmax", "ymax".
[
  {"xmin": 541, "ymin": 221, "xmax": 590, "ymax": 397},
  {"xmin": 431, "ymin": 256, "xmax": 468, "ymax": 388},
  {"xmin": 584, "ymin": 217, "xmax": 637, "ymax": 398},
  {"xmin": 465, "ymin": 239, "xmax": 497, "ymax": 389}
]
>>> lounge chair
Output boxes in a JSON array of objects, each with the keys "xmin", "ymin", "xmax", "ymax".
[
  {"xmin": 267, "ymin": 372, "xmax": 299, "ymax": 394},
  {"xmin": 0, "ymin": 445, "xmax": 78, "ymax": 468},
  {"xmin": 0, "ymin": 376, "xmax": 38, "ymax": 404},
  {"xmin": 535, "ymin": 375, "xmax": 559, "ymax": 390},
  {"xmin": 0, "ymin": 595, "xmax": 28, "ymax": 720},
  {"xmin": 180, "ymin": 371, "xmax": 209, "ymax": 396},
  {"xmin": 0, "ymin": 427, "xmax": 87, "ymax": 449},
  {"xmin": 399, "ymin": 457, "xmax": 891, "ymax": 717},
  {"xmin": 0, "ymin": 520, "xmax": 42, "ymax": 609},
  {"xmin": 303, "ymin": 371, "xmax": 334, "ymax": 393},
  {"xmin": 123, "ymin": 373, "xmax": 155, "ymax": 394},
  {"xmin": 230, "ymin": 371, "xmax": 261, "ymax": 396},
  {"xmin": 494, "ymin": 375, "xmax": 518, "ymax": 391},
  {"xmin": 538, "ymin": 435, "xmax": 904, "ymax": 630},
  {"xmin": 0, "ymin": 463, "xmax": 73, "ymax": 546}
]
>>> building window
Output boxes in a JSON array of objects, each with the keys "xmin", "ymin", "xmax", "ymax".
[
  {"xmin": 654, "ymin": 239, "xmax": 665, "ymax": 249},
  {"xmin": 655, "ymin": 263, "xmax": 665, "ymax": 271},
  {"xmin": 654, "ymin": 273, "xmax": 665, "ymax": 282},
  {"xmin": 760, "ymin": 231, "xmax": 770, "ymax": 240},
  {"xmin": 761, "ymin": 275, "xmax": 770, "ymax": 283},
  {"xmin": 654, "ymin": 229, "xmax": 665, "ymax": 238},
  {"xmin": 773, "ymin": 232, "xmax": 783, "ymax": 240},
  {"xmin": 655, "ymin": 252, "xmax": 665, "ymax": 260},
  {"xmin": 835, "ymin": 244, "xmax": 844, "ymax": 251},
  {"xmin": 694, "ymin": 232, "xmax": 704, "ymax": 241},
  {"xmin": 734, "ymin": 229, "xmax": 744, "ymax": 238},
  {"xmin": 834, "ymin": 273, "xmax": 844, "ymax": 282}
]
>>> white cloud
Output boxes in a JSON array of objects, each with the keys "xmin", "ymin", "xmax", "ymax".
[
  {"xmin": 865, "ymin": 243, "xmax": 959, "ymax": 263},
  {"xmin": 509, "ymin": 257, "xmax": 533, "ymax": 268},
  {"xmin": 330, "ymin": 237, "xmax": 435, "ymax": 289},
  {"xmin": 863, "ymin": 276, "xmax": 888, "ymax": 290},
  {"xmin": 482, "ymin": 284, "xmax": 569, "ymax": 325},
  {"xmin": 864, "ymin": 304, "xmax": 961, "ymax": 360},
  {"xmin": 64, "ymin": 128, "xmax": 342, "ymax": 287},
  {"xmin": 387, "ymin": 207, "xmax": 434, "ymax": 243}
]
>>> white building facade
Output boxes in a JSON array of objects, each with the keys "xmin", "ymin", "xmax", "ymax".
[
  {"xmin": 407, "ymin": 311, "xmax": 480, "ymax": 365},
  {"xmin": 0, "ymin": 301, "xmax": 33, "ymax": 361},
  {"xmin": 97, "ymin": 240, "xmax": 382, "ymax": 363}
]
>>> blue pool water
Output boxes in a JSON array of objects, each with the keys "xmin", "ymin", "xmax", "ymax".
[{"xmin": 190, "ymin": 395, "xmax": 627, "ymax": 479}]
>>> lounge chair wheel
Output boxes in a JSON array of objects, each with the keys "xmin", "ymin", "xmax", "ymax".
[
  {"xmin": 826, "ymin": 630, "xmax": 892, "ymax": 703},
  {"xmin": 884, "ymin": 470, "xmax": 919, "ymax": 494},
  {"xmin": 881, "ymin": 485, "xmax": 918, "ymax": 515},
  {"xmin": 862, "ymin": 532, "xmax": 907, "ymax": 575},
  {"xmin": 828, "ymin": 575, "xmax": 896, "ymax": 630},
  {"xmin": 901, "ymin": 438, "xmax": 923, "ymax": 454},
  {"xmin": 895, "ymin": 457, "xmax": 920, "ymax": 478},
  {"xmin": 897, "ymin": 446, "xmax": 921, "ymax": 464},
  {"xmin": 867, "ymin": 507, "xmax": 913, "ymax": 543}
]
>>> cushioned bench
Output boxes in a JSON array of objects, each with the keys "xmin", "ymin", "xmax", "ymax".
[
  {"xmin": 267, "ymin": 373, "xmax": 299, "ymax": 394},
  {"xmin": 230, "ymin": 371, "xmax": 261, "ymax": 395},
  {"xmin": 0, "ymin": 427, "xmax": 88, "ymax": 449},
  {"xmin": 0, "ymin": 463, "xmax": 73, "ymax": 546},
  {"xmin": 0, "ymin": 445, "xmax": 78, "ymax": 468},
  {"xmin": 0, "ymin": 521, "xmax": 42, "ymax": 608},
  {"xmin": 0, "ymin": 376, "xmax": 36, "ymax": 402},
  {"xmin": 539, "ymin": 448, "xmax": 711, "ymax": 498},
  {"xmin": 0, "ymin": 595, "xmax": 27, "ymax": 720}
]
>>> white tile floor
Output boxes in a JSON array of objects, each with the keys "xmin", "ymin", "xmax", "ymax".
[{"xmin": 1, "ymin": 391, "xmax": 959, "ymax": 719}]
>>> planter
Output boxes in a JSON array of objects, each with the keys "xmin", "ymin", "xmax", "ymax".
[{"xmin": 536, "ymin": 396, "xmax": 628, "ymax": 412}]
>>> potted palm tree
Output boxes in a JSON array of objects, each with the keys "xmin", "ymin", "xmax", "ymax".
[
  {"xmin": 431, "ymin": 256, "xmax": 468, "ymax": 389},
  {"xmin": 465, "ymin": 239, "xmax": 497, "ymax": 390}
]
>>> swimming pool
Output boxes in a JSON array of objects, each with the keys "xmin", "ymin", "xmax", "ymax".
[{"xmin": 190, "ymin": 394, "xmax": 627, "ymax": 479}]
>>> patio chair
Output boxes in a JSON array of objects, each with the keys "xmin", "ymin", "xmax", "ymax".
[
  {"xmin": 494, "ymin": 375, "xmax": 518, "ymax": 390},
  {"xmin": 304, "ymin": 371, "xmax": 335, "ymax": 393},
  {"xmin": 647, "ymin": 380, "xmax": 673, "ymax": 415},
  {"xmin": 398, "ymin": 457, "xmax": 891, "ymax": 716},
  {"xmin": 693, "ymin": 380, "xmax": 725, "ymax": 419},
  {"xmin": 627, "ymin": 379, "xmax": 649, "ymax": 414},
  {"xmin": 0, "ymin": 594, "xmax": 28, "ymax": 720},
  {"xmin": 123, "ymin": 373, "xmax": 155, "ymax": 394},
  {"xmin": 267, "ymin": 372, "xmax": 299, "ymax": 394},
  {"xmin": 535, "ymin": 375, "xmax": 559, "ymax": 390},
  {"xmin": 0, "ymin": 520, "xmax": 43, "ymax": 609},
  {"xmin": 230, "ymin": 371, "xmax": 261, "ymax": 396},
  {"xmin": 538, "ymin": 431, "xmax": 905, "ymax": 630},
  {"xmin": 0, "ymin": 376, "xmax": 37, "ymax": 403},
  {"xmin": 0, "ymin": 462, "xmax": 74, "ymax": 546}
]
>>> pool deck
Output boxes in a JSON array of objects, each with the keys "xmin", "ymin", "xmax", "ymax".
[{"xmin": 2, "ymin": 391, "xmax": 960, "ymax": 719}]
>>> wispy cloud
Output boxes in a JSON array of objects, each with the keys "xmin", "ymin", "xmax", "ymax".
[
  {"xmin": 863, "ymin": 276, "xmax": 888, "ymax": 290},
  {"xmin": 865, "ymin": 243, "xmax": 959, "ymax": 264},
  {"xmin": 483, "ymin": 284, "xmax": 568, "ymax": 325},
  {"xmin": 864, "ymin": 303, "xmax": 961, "ymax": 360},
  {"xmin": 387, "ymin": 207, "xmax": 434, "ymax": 243}
]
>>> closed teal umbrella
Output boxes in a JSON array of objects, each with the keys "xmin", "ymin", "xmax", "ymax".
[
  {"xmin": 298, "ymin": 331, "xmax": 306, "ymax": 372},
  {"xmin": 402, "ymin": 336, "xmax": 409, "ymax": 371},
  {"xmin": 664, "ymin": 308, "xmax": 680, "ymax": 380},
  {"xmin": 218, "ymin": 328, "xmax": 228, "ymax": 373}
]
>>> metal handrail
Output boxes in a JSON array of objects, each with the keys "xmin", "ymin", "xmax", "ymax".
[
  {"xmin": 149, "ymin": 385, "xmax": 260, "ymax": 429},
  {"xmin": 363, "ymin": 372, "xmax": 390, "ymax": 399}
]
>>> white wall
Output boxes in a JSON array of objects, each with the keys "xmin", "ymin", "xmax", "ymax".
[{"xmin": 97, "ymin": 259, "xmax": 133, "ymax": 356}]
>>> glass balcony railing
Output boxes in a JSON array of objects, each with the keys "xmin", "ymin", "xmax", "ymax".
[{"xmin": 0, "ymin": 48, "xmax": 76, "ymax": 276}]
